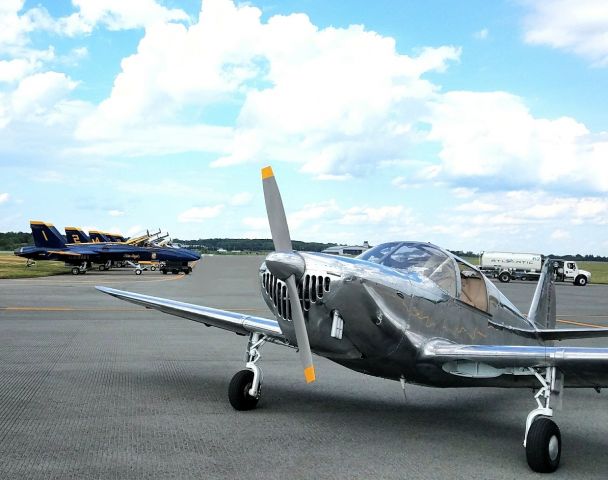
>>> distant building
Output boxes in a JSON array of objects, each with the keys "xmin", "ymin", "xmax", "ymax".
[{"xmin": 322, "ymin": 241, "xmax": 370, "ymax": 256}]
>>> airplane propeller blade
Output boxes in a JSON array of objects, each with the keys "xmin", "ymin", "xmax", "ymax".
[
  {"xmin": 262, "ymin": 166, "xmax": 316, "ymax": 384},
  {"xmin": 262, "ymin": 166, "xmax": 292, "ymax": 253}
]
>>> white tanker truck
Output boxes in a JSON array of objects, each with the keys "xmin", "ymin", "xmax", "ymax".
[{"xmin": 480, "ymin": 251, "xmax": 591, "ymax": 286}]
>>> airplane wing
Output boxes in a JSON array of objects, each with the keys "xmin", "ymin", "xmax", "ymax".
[
  {"xmin": 488, "ymin": 318, "xmax": 608, "ymax": 341},
  {"xmin": 96, "ymin": 286, "xmax": 284, "ymax": 339},
  {"xmin": 420, "ymin": 339, "xmax": 608, "ymax": 386}
]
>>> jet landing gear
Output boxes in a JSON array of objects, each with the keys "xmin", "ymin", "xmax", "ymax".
[
  {"xmin": 71, "ymin": 262, "xmax": 89, "ymax": 275},
  {"xmin": 524, "ymin": 366, "xmax": 563, "ymax": 473},
  {"xmin": 229, "ymin": 332, "xmax": 266, "ymax": 411}
]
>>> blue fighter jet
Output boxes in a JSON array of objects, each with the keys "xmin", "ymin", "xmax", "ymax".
[{"xmin": 15, "ymin": 221, "xmax": 200, "ymax": 275}]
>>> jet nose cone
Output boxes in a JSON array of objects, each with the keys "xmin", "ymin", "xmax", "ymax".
[{"xmin": 188, "ymin": 249, "xmax": 201, "ymax": 260}]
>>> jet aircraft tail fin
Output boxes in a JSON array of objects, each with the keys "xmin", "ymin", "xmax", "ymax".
[
  {"xmin": 65, "ymin": 226, "xmax": 90, "ymax": 244},
  {"xmin": 30, "ymin": 221, "xmax": 67, "ymax": 248},
  {"xmin": 527, "ymin": 258, "xmax": 556, "ymax": 330},
  {"xmin": 89, "ymin": 230, "xmax": 111, "ymax": 242}
]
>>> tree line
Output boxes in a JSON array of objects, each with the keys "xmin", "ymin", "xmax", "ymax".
[
  {"xmin": 173, "ymin": 238, "xmax": 335, "ymax": 253},
  {"xmin": 0, "ymin": 232, "xmax": 33, "ymax": 251},
  {"xmin": 2, "ymin": 232, "xmax": 608, "ymax": 260}
]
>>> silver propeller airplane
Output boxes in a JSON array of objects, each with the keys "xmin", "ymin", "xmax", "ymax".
[{"xmin": 97, "ymin": 166, "xmax": 608, "ymax": 473}]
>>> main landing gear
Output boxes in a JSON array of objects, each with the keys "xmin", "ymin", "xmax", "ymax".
[
  {"xmin": 228, "ymin": 332, "xmax": 266, "ymax": 411},
  {"xmin": 71, "ymin": 262, "xmax": 89, "ymax": 275},
  {"xmin": 524, "ymin": 366, "xmax": 563, "ymax": 473}
]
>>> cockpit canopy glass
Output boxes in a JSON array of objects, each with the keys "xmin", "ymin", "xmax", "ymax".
[{"xmin": 358, "ymin": 242, "xmax": 457, "ymax": 296}]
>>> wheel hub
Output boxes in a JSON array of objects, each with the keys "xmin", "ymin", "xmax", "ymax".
[{"xmin": 548, "ymin": 435, "xmax": 559, "ymax": 461}]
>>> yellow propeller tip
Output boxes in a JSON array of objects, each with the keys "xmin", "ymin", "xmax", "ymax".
[
  {"xmin": 261, "ymin": 166, "xmax": 274, "ymax": 180},
  {"xmin": 304, "ymin": 365, "xmax": 316, "ymax": 383}
]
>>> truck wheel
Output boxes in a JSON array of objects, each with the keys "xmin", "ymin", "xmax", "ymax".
[
  {"xmin": 499, "ymin": 272, "xmax": 511, "ymax": 283},
  {"xmin": 575, "ymin": 275, "xmax": 587, "ymax": 286},
  {"xmin": 71, "ymin": 267, "xmax": 80, "ymax": 275}
]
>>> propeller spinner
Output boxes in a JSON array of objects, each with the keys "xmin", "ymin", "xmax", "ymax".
[{"xmin": 261, "ymin": 166, "xmax": 316, "ymax": 384}]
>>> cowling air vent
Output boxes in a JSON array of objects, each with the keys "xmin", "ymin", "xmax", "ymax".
[{"xmin": 262, "ymin": 272, "xmax": 331, "ymax": 320}]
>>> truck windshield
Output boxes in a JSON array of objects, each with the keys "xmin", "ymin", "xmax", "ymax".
[{"xmin": 358, "ymin": 242, "xmax": 457, "ymax": 296}]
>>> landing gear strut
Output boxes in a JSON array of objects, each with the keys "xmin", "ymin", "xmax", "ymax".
[
  {"xmin": 228, "ymin": 332, "xmax": 266, "ymax": 411},
  {"xmin": 524, "ymin": 366, "xmax": 563, "ymax": 473},
  {"xmin": 71, "ymin": 262, "xmax": 89, "ymax": 275}
]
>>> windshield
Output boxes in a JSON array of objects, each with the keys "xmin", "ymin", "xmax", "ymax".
[{"xmin": 358, "ymin": 242, "xmax": 457, "ymax": 296}]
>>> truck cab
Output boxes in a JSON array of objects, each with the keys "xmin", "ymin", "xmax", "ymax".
[{"xmin": 552, "ymin": 259, "xmax": 591, "ymax": 286}]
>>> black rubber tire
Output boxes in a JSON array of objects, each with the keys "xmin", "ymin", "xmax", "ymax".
[
  {"xmin": 575, "ymin": 275, "xmax": 587, "ymax": 286},
  {"xmin": 71, "ymin": 267, "xmax": 80, "ymax": 275},
  {"xmin": 526, "ymin": 417, "xmax": 561, "ymax": 473},
  {"xmin": 184, "ymin": 269, "xmax": 190, "ymax": 275},
  {"xmin": 98, "ymin": 265, "xmax": 104, "ymax": 271},
  {"xmin": 499, "ymin": 272, "xmax": 511, "ymax": 283},
  {"xmin": 135, "ymin": 269, "xmax": 142, "ymax": 276},
  {"xmin": 228, "ymin": 370, "xmax": 259, "ymax": 411},
  {"xmin": 161, "ymin": 269, "xmax": 167, "ymax": 275},
  {"xmin": 151, "ymin": 266, "xmax": 156, "ymax": 271}
]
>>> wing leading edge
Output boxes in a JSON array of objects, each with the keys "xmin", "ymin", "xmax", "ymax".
[
  {"xmin": 421, "ymin": 339, "xmax": 608, "ymax": 386},
  {"xmin": 96, "ymin": 286, "xmax": 284, "ymax": 339}
]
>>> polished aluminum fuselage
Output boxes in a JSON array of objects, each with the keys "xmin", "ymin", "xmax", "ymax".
[{"xmin": 260, "ymin": 251, "xmax": 544, "ymax": 388}]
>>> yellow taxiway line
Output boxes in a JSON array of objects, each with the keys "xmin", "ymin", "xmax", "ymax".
[
  {"xmin": 0, "ymin": 306, "xmax": 268, "ymax": 314},
  {"xmin": 0, "ymin": 274, "xmax": 186, "ymax": 287},
  {"xmin": 557, "ymin": 319, "xmax": 607, "ymax": 329}
]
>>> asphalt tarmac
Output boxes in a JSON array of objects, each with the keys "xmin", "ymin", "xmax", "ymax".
[{"xmin": 1, "ymin": 255, "xmax": 608, "ymax": 479}]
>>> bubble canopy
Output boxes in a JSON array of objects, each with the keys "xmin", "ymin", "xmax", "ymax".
[{"xmin": 358, "ymin": 241, "xmax": 458, "ymax": 296}]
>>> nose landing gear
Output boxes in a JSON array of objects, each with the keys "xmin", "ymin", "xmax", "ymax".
[{"xmin": 228, "ymin": 333, "xmax": 266, "ymax": 411}]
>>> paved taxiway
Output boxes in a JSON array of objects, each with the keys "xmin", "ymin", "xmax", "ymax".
[{"xmin": 1, "ymin": 256, "xmax": 608, "ymax": 479}]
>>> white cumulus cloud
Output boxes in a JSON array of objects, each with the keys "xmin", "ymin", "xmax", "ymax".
[
  {"xmin": 426, "ymin": 90, "xmax": 608, "ymax": 192},
  {"xmin": 178, "ymin": 205, "xmax": 224, "ymax": 223},
  {"xmin": 58, "ymin": 0, "xmax": 190, "ymax": 36},
  {"xmin": 0, "ymin": 192, "xmax": 10, "ymax": 204},
  {"xmin": 75, "ymin": 0, "xmax": 461, "ymax": 180},
  {"xmin": 522, "ymin": 0, "xmax": 608, "ymax": 66},
  {"xmin": 229, "ymin": 192, "xmax": 253, "ymax": 206}
]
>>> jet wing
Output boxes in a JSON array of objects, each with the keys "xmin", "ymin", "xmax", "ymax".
[
  {"xmin": 420, "ymin": 339, "xmax": 608, "ymax": 386},
  {"xmin": 96, "ymin": 286, "xmax": 284, "ymax": 339}
]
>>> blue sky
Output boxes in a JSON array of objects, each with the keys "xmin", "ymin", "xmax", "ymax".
[{"xmin": 1, "ymin": 0, "xmax": 607, "ymax": 254}]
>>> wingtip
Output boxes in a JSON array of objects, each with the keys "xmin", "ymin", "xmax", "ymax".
[{"xmin": 261, "ymin": 166, "xmax": 274, "ymax": 180}]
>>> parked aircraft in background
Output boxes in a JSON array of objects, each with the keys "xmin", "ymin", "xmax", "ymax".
[
  {"xmin": 99, "ymin": 166, "xmax": 608, "ymax": 473},
  {"xmin": 107, "ymin": 232, "xmax": 127, "ymax": 242},
  {"xmin": 15, "ymin": 221, "xmax": 200, "ymax": 275},
  {"xmin": 65, "ymin": 226, "xmax": 91, "ymax": 244},
  {"xmin": 89, "ymin": 230, "xmax": 113, "ymax": 243}
]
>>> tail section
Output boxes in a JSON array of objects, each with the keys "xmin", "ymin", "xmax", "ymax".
[
  {"xmin": 527, "ymin": 258, "xmax": 556, "ymax": 329},
  {"xmin": 65, "ymin": 226, "xmax": 90, "ymax": 244},
  {"xmin": 106, "ymin": 232, "xmax": 125, "ymax": 242},
  {"xmin": 30, "ymin": 221, "xmax": 66, "ymax": 248},
  {"xmin": 89, "ymin": 230, "xmax": 111, "ymax": 243}
]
